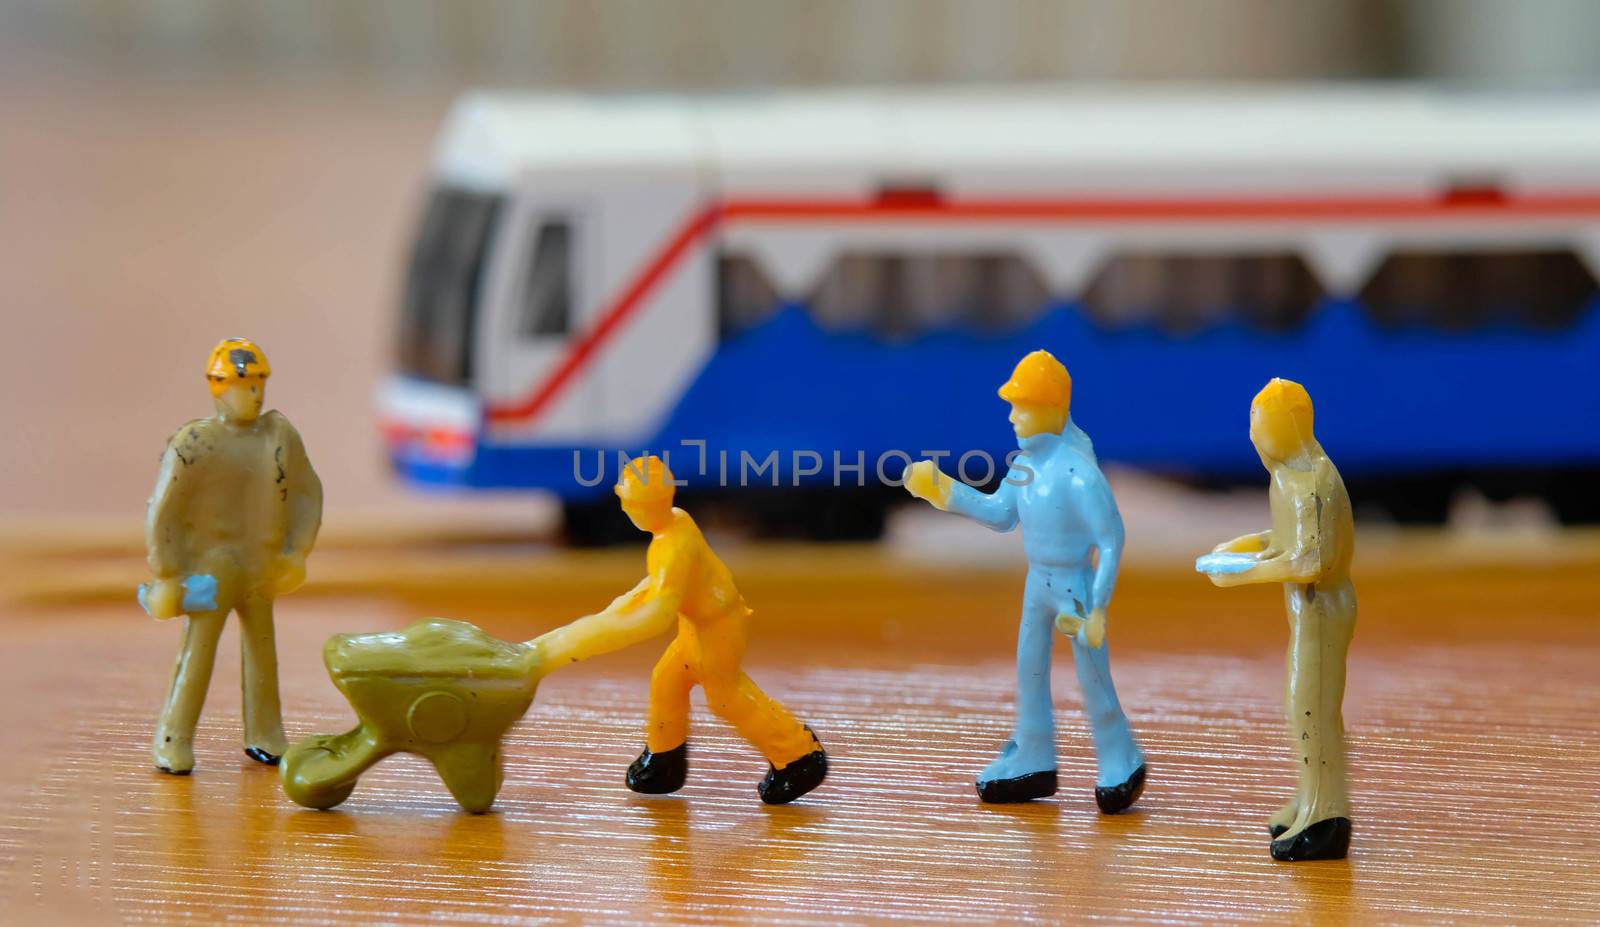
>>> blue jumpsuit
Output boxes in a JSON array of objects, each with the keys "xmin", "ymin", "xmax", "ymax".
[{"xmin": 944, "ymin": 421, "xmax": 1145, "ymax": 789}]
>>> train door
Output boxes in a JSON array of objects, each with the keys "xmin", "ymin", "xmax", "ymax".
[
  {"xmin": 474, "ymin": 179, "xmax": 600, "ymax": 442},
  {"xmin": 476, "ymin": 169, "xmax": 711, "ymax": 452}
]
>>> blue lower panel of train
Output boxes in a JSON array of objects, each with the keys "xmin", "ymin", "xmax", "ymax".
[{"xmin": 392, "ymin": 300, "xmax": 1600, "ymax": 501}]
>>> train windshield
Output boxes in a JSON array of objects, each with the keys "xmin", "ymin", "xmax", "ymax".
[{"xmin": 398, "ymin": 186, "xmax": 503, "ymax": 385}]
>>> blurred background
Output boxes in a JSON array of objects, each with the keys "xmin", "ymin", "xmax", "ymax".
[
  {"xmin": 4, "ymin": 0, "xmax": 1599, "ymax": 570},
  {"xmin": 8, "ymin": 9, "xmax": 1600, "ymax": 921}
]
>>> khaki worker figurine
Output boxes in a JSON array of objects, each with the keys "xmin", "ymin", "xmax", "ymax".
[
  {"xmin": 142, "ymin": 339, "xmax": 323, "ymax": 774},
  {"xmin": 1196, "ymin": 378, "xmax": 1356, "ymax": 862}
]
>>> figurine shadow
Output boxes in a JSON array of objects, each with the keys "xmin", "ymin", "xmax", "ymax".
[
  {"xmin": 279, "ymin": 799, "xmax": 508, "ymax": 868},
  {"xmin": 981, "ymin": 798, "xmax": 1064, "ymax": 831},
  {"xmin": 1092, "ymin": 800, "xmax": 1151, "ymax": 831},
  {"xmin": 274, "ymin": 748, "xmax": 510, "ymax": 861},
  {"xmin": 146, "ymin": 760, "xmax": 341, "ymax": 909},
  {"xmin": 1281, "ymin": 853, "xmax": 1358, "ymax": 923},
  {"xmin": 634, "ymin": 795, "xmax": 829, "ymax": 911},
  {"xmin": 634, "ymin": 798, "xmax": 694, "ymax": 909},
  {"xmin": 974, "ymin": 778, "xmax": 1153, "ymax": 832}
]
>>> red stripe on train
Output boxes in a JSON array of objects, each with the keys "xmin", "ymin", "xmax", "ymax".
[
  {"xmin": 383, "ymin": 421, "xmax": 476, "ymax": 461},
  {"xmin": 486, "ymin": 205, "xmax": 722, "ymax": 424},
  {"xmin": 484, "ymin": 191, "xmax": 1600, "ymax": 425}
]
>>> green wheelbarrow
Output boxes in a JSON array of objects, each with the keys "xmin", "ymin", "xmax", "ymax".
[
  {"xmin": 280, "ymin": 618, "xmax": 541, "ymax": 813},
  {"xmin": 281, "ymin": 586, "xmax": 669, "ymax": 812}
]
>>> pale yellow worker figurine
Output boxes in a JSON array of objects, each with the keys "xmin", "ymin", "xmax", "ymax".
[
  {"xmin": 609, "ymin": 456, "xmax": 828, "ymax": 803},
  {"xmin": 142, "ymin": 339, "xmax": 323, "ymax": 774},
  {"xmin": 1196, "ymin": 378, "xmax": 1356, "ymax": 862}
]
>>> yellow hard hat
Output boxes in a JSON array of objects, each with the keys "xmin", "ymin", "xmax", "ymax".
[
  {"xmin": 1251, "ymin": 377, "xmax": 1315, "ymax": 440},
  {"xmin": 206, "ymin": 338, "xmax": 272, "ymax": 383},
  {"xmin": 615, "ymin": 455, "xmax": 677, "ymax": 503},
  {"xmin": 998, "ymin": 350, "xmax": 1071, "ymax": 409}
]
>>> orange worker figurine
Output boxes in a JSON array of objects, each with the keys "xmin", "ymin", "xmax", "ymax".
[
  {"xmin": 609, "ymin": 456, "xmax": 828, "ymax": 804},
  {"xmin": 141, "ymin": 339, "xmax": 323, "ymax": 774},
  {"xmin": 279, "ymin": 455, "xmax": 822, "ymax": 812}
]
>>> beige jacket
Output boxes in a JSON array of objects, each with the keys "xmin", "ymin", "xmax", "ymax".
[{"xmin": 145, "ymin": 410, "xmax": 322, "ymax": 610}]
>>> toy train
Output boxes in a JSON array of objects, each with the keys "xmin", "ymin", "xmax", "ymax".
[{"xmin": 380, "ymin": 88, "xmax": 1600, "ymax": 540}]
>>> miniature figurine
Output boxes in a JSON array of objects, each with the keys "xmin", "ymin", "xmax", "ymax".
[
  {"xmin": 614, "ymin": 456, "xmax": 827, "ymax": 804},
  {"xmin": 141, "ymin": 339, "xmax": 323, "ymax": 774},
  {"xmin": 904, "ymin": 350, "xmax": 1146, "ymax": 811},
  {"xmin": 282, "ymin": 606, "xmax": 696, "ymax": 812},
  {"xmin": 282, "ymin": 617, "xmax": 544, "ymax": 812},
  {"xmin": 1196, "ymin": 378, "xmax": 1356, "ymax": 862},
  {"xmin": 280, "ymin": 456, "xmax": 826, "ymax": 811}
]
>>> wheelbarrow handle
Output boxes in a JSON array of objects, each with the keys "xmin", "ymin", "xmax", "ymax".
[{"xmin": 526, "ymin": 593, "xmax": 676, "ymax": 677}]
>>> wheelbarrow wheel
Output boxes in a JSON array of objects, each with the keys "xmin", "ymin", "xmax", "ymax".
[{"xmin": 280, "ymin": 735, "xmax": 367, "ymax": 810}]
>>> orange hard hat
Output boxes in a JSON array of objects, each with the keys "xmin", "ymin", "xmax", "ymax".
[
  {"xmin": 206, "ymin": 338, "xmax": 272, "ymax": 382},
  {"xmin": 997, "ymin": 350, "xmax": 1071, "ymax": 409},
  {"xmin": 615, "ymin": 455, "xmax": 677, "ymax": 503}
]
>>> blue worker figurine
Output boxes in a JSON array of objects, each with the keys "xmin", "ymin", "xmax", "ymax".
[{"xmin": 904, "ymin": 350, "xmax": 1146, "ymax": 811}]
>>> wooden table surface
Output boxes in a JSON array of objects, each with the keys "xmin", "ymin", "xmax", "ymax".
[{"xmin": 1, "ymin": 541, "xmax": 1597, "ymax": 924}]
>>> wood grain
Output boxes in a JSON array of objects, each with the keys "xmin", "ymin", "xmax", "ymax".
[{"xmin": 1, "ymin": 546, "xmax": 1597, "ymax": 924}]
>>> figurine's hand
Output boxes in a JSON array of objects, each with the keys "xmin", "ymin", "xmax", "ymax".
[
  {"xmin": 604, "ymin": 577, "xmax": 652, "ymax": 615},
  {"xmin": 1195, "ymin": 550, "xmax": 1263, "ymax": 586},
  {"xmin": 1083, "ymin": 608, "xmax": 1106, "ymax": 649},
  {"xmin": 903, "ymin": 460, "xmax": 950, "ymax": 510},
  {"xmin": 1055, "ymin": 607, "xmax": 1107, "ymax": 649},
  {"xmin": 1213, "ymin": 531, "xmax": 1268, "ymax": 554},
  {"xmin": 1204, "ymin": 569, "xmax": 1240, "ymax": 588},
  {"xmin": 274, "ymin": 554, "xmax": 308, "ymax": 596},
  {"xmin": 144, "ymin": 578, "xmax": 184, "ymax": 621}
]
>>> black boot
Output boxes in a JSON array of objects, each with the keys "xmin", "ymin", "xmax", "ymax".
[
  {"xmin": 1094, "ymin": 763, "xmax": 1146, "ymax": 814},
  {"xmin": 627, "ymin": 743, "xmax": 688, "ymax": 795},
  {"xmin": 976, "ymin": 769, "xmax": 1058, "ymax": 804},
  {"xmin": 1270, "ymin": 817, "xmax": 1351, "ymax": 862},
  {"xmin": 1269, "ymin": 824, "xmax": 1288, "ymax": 838},
  {"xmin": 245, "ymin": 746, "xmax": 281, "ymax": 766},
  {"xmin": 758, "ymin": 748, "xmax": 828, "ymax": 804}
]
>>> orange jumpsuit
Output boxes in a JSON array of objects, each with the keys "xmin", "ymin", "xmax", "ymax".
[{"xmin": 641, "ymin": 510, "xmax": 818, "ymax": 768}]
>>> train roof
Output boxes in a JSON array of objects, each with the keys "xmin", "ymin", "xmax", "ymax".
[{"xmin": 434, "ymin": 86, "xmax": 1600, "ymax": 193}]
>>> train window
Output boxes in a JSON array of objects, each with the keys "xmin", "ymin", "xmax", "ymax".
[
  {"xmin": 518, "ymin": 219, "xmax": 573, "ymax": 338},
  {"xmin": 717, "ymin": 255, "xmax": 781, "ymax": 338},
  {"xmin": 1082, "ymin": 254, "xmax": 1324, "ymax": 332},
  {"xmin": 398, "ymin": 186, "xmax": 502, "ymax": 385},
  {"xmin": 809, "ymin": 255, "xmax": 900, "ymax": 332},
  {"xmin": 807, "ymin": 253, "xmax": 1049, "ymax": 338},
  {"xmin": 971, "ymin": 257, "xmax": 1052, "ymax": 331},
  {"xmin": 1360, "ymin": 249, "xmax": 1598, "ymax": 330}
]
